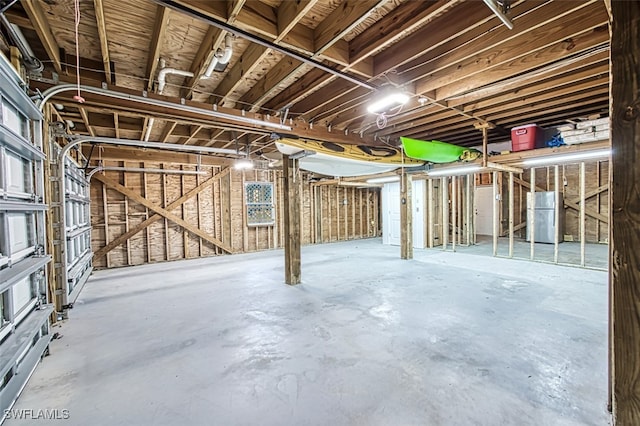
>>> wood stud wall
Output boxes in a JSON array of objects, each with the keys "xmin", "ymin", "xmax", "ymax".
[
  {"xmin": 502, "ymin": 161, "xmax": 609, "ymax": 243},
  {"xmin": 90, "ymin": 162, "xmax": 380, "ymax": 269}
]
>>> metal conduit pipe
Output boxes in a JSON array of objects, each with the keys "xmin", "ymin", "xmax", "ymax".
[
  {"xmin": 482, "ymin": 0, "xmax": 514, "ymax": 30},
  {"xmin": 0, "ymin": 12, "xmax": 44, "ymax": 71},
  {"xmin": 86, "ymin": 166, "xmax": 207, "ymax": 180},
  {"xmin": 35, "ymin": 84, "xmax": 293, "ymax": 131},
  {"xmin": 56, "ymin": 136, "xmax": 237, "ymax": 308},
  {"xmin": 150, "ymin": 0, "xmax": 376, "ymax": 91}
]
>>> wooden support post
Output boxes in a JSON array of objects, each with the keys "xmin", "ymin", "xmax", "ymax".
[
  {"xmin": 196, "ymin": 170, "xmax": 203, "ymax": 257},
  {"xmin": 359, "ymin": 189, "xmax": 363, "ymax": 238},
  {"xmin": 492, "ymin": 171, "xmax": 498, "ymax": 257},
  {"xmin": 610, "ymin": 1, "xmax": 640, "ymax": 422},
  {"xmin": 181, "ymin": 167, "xmax": 189, "ymax": 259},
  {"xmin": 452, "ymin": 176, "xmax": 457, "ymax": 252},
  {"xmin": 530, "ymin": 167, "xmax": 536, "ymax": 260},
  {"xmin": 509, "ymin": 172, "xmax": 514, "ymax": 258},
  {"xmin": 428, "ymin": 179, "xmax": 434, "ymax": 248},
  {"xmin": 162, "ymin": 170, "xmax": 169, "ymax": 261},
  {"xmin": 123, "ymin": 168, "xmax": 131, "ymax": 265},
  {"xmin": 143, "ymin": 164, "xmax": 151, "ymax": 263},
  {"xmin": 442, "ymin": 177, "xmax": 448, "ymax": 250},
  {"xmin": 554, "ymin": 165, "xmax": 560, "ymax": 263},
  {"xmin": 102, "ymin": 180, "xmax": 111, "ymax": 268},
  {"xmin": 282, "ymin": 155, "xmax": 301, "ymax": 285},
  {"xmin": 400, "ymin": 172, "xmax": 413, "ymax": 260},
  {"xmin": 580, "ymin": 162, "xmax": 586, "ymax": 267}
]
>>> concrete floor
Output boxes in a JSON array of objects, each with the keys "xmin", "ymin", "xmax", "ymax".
[
  {"xmin": 7, "ymin": 239, "xmax": 610, "ymax": 425},
  {"xmin": 451, "ymin": 235, "xmax": 609, "ymax": 270}
]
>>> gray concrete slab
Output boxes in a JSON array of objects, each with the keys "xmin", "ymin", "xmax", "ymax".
[
  {"xmin": 5, "ymin": 239, "xmax": 611, "ymax": 426},
  {"xmin": 448, "ymin": 236, "xmax": 608, "ymax": 270}
]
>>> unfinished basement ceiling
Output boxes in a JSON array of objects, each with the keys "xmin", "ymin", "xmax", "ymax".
[{"xmin": 3, "ymin": 0, "xmax": 609, "ymax": 153}]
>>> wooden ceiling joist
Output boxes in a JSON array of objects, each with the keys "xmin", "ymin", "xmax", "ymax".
[
  {"xmin": 93, "ymin": 0, "xmax": 113, "ymax": 83},
  {"xmin": 145, "ymin": 5, "xmax": 170, "ymax": 91}
]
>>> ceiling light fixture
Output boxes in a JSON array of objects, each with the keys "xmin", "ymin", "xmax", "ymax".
[
  {"xmin": 234, "ymin": 159, "xmax": 254, "ymax": 170},
  {"xmin": 366, "ymin": 176, "xmax": 400, "ymax": 184},
  {"xmin": 367, "ymin": 92, "xmax": 409, "ymax": 114},
  {"xmin": 522, "ymin": 149, "xmax": 611, "ymax": 166}
]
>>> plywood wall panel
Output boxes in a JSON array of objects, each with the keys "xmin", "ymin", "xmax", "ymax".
[{"xmin": 91, "ymin": 165, "xmax": 380, "ymax": 269}]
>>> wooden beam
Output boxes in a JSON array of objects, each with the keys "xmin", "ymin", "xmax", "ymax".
[
  {"xmin": 83, "ymin": 146, "xmax": 233, "ymax": 166},
  {"xmin": 146, "ymin": 5, "xmax": 170, "ymax": 91},
  {"xmin": 79, "ymin": 108, "xmax": 96, "ymax": 137},
  {"xmin": 400, "ymin": 172, "xmax": 413, "ymax": 259},
  {"xmin": 610, "ymin": 1, "xmax": 640, "ymax": 423},
  {"xmin": 30, "ymin": 78, "xmax": 377, "ymax": 145},
  {"xmin": 432, "ymin": 24, "xmax": 609, "ymax": 101},
  {"xmin": 349, "ymin": 0, "xmax": 459, "ymax": 64},
  {"xmin": 240, "ymin": 0, "xmax": 385, "ymax": 110},
  {"xmin": 277, "ymin": 0, "xmax": 317, "ymax": 37},
  {"xmin": 93, "ymin": 0, "xmax": 112, "ymax": 83},
  {"xmin": 94, "ymin": 172, "xmax": 233, "ymax": 254},
  {"xmin": 20, "ymin": 0, "xmax": 61, "ymax": 73},
  {"xmin": 282, "ymin": 155, "xmax": 301, "ymax": 284},
  {"xmin": 183, "ymin": 0, "xmax": 246, "ymax": 99},
  {"xmin": 174, "ymin": 0, "xmax": 357, "ymax": 72},
  {"xmin": 313, "ymin": 0, "xmax": 385, "ymax": 52},
  {"xmin": 212, "ymin": 0, "xmax": 317, "ymax": 103}
]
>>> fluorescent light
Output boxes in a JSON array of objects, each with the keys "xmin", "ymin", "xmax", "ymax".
[
  {"xmin": 523, "ymin": 149, "xmax": 610, "ymax": 166},
  {"xmin": 366, "ymin": 176, "xmax": 400, "ymax": 184},
  {"xmin": 367, "ymin": 92, "xmax": 409, "ymax": 114},
  {"xmin": 428, "ymin": 165, "xmax": 481, "ymax": 177},
  {"xmin": 234, "ymin": 159, "xmax": 254, "ymax": 170}
]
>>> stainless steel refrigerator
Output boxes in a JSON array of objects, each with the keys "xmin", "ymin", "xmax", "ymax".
[{"xmin": 526, "ymin": 191, "xmax": 564, "ymax": 244}]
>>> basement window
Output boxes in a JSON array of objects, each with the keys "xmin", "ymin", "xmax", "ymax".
[{"xmin": 245, "ymin": 182, "xmax": 275, "ymax": 226}]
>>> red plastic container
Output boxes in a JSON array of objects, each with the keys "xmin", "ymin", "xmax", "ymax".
[{"xmin": 511, "ymin": 124, "xmax": 544, "ymax": 151}]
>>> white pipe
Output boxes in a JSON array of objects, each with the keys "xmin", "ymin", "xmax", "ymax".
[
  {"xmin": 157, "ymin": 68, "xmax": 194, "ymax": 94},
  {"xmin": 204, "ymin": 57, "xmax": 219, "ymax": 78},
  {"xmin": 204, "ymin": 33, "xmax": 233, "ymax": 78},
  {"xmin": 219, "ymin": 34, "xmax": 233, "ymax": 64},
  {"xmin": 482, "ymin": 0, "xmax": 514, "ymax": 30},
  {"xmin": 144, "ymin": 118, "xmax": 155, "ymax": 141},
  {"xmin": 36, "ymin": 84, "xmax": 293, "ymax": 131}
]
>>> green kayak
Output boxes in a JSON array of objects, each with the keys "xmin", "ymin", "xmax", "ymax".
[{"xmin": 400, "ymin": 137, "xmax": 482, "ymax": 163}]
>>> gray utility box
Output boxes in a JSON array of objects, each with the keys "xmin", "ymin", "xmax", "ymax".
[{"xmin": 526, "ymin": 191, "xmax": 564, "ymax": 244}]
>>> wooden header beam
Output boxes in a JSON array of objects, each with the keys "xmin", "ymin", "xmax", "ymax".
[{"xmin": 30, "ymin": 78, "xmax": 378, "ymax": 146}]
